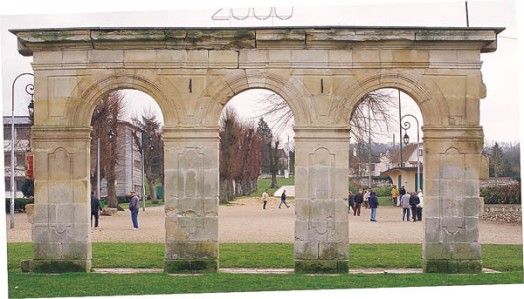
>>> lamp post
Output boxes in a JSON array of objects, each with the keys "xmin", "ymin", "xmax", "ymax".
[
  {"xmin": 10, "ymin": 73, "xmax": 34, "ymax": 229},
  {"xmin": 401, "ymin": 114, "xmax": 421, "ymax": 192}
]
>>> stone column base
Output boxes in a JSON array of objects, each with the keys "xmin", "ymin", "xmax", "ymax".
[
  {"xmin": 164, "ymin": 260, "xmax": 218, "ymax": 273},
  {"xmin": 295, "ymin": 260, "xmax": 348, "ymax": 274},
  {"xmin": 21, "ymin": 259, "xmax": 91, "ymax": 273},
  {"xmin": 423, "ymin": 259, "xmax": 482, "ymax": 273}
]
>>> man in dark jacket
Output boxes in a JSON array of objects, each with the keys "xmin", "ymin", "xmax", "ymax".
[
  {"xmin": 129, "ymin": 191, "xmax": 140, "ymax": 230},
  {"xmin": 353, "ymin": 189, "xmax": 364, "ymax": 216},
  {"xmin": 348, "ymin": 191, "xmax": 355, "ymax": 214},
  {"xmin": 279, "ymin": 189, "xmax": 289, "ymax": 208},
  {"xmin": 368, "ymin": 191, "xmax": 379, "ymax": 222},
  {"xmin": 90, "ymin": 192, "xmax": 102, "ymax": 228},
  {"xmin": 409, "ymin": 192, "xmax": 420, "ymax": 222},
  {"xmin": 400, "ymin": 186, "xmax": 406, "ymax": 196}
]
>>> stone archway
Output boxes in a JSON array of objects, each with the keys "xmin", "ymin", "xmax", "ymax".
[{"xmin": 12, "ymin": 26, "xmax": 501, "ymax": 274}]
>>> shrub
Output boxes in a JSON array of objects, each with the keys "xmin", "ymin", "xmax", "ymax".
[
  {"xmin": 117, "ymin": 195, "xmax": 133, "ymax": 203},
  {"xmin": 5, "ymin": 197, "xmax": 34, "ymax": 213},
  {"xmin": 373, "ymin": 185, "xmax": 392, "ymax": 197},
  {"xmin": 480, "ymin": 183, "xmax": 521, "ymax": 204}
]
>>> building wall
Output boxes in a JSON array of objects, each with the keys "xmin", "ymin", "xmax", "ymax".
[{"xmin": 3, "ymin": 118, "xmax": 31, "ymax": 198}]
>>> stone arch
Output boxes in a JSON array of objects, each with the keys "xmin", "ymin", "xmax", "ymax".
[
  {"xmin": 202, "ymin": 70, "xmax": 313, "ymax": 127},
  {"xmin": 69, "ymin": 73, "xmax": 181, "ymax": 127},
  {"xmin": 334, "ymin": 71, "xmax": 450, "ymax": 127}
]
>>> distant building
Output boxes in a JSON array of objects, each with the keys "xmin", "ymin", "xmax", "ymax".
[
  {"xmin": 3, "ymin": 116, "xmax": 144, "ymax": 199},
  {"xmin": 94, "ymin": 121, "xmax": 144, "ymax": 198},
  {"xmin": 381, "ymin": 143, "xmax": 424, "ymax": 192},
  {"xmin": 3, "ymin": 116, "xmax": 31, "ymax": 198}
]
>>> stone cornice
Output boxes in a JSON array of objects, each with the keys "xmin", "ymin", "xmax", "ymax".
[{"xmin": 11, "ymin": 26, "xmax": 503, "ymax": 56}]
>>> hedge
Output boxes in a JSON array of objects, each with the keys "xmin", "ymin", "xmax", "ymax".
[
  {"xmin": 480, "ymin": 183, "xmax": 521, "ymax": 204},
  {"xmin": 5, "ymin": 198, "xmax": 34, "ymax": 213}
]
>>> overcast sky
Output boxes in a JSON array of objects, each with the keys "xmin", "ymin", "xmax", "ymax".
[{"xmin": 0, "ymin": 0, "xmax": 519, "ymax": 144}]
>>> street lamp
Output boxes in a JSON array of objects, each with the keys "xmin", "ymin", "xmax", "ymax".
[
  {"xmin": 10, "ymin": 73, "xmax": 34, "ymax": 229},
  {"xmin": 401, "ymin": 114, "xmax": 421, "ymax": 192}
]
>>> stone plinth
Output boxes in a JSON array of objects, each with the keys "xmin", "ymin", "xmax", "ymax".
[
  {"xmin": 294, "ymin": 127, "xmax": 349, "ymax": 273},
  {"xmin": 163, "ymin": 127, "xmax": 219, "ymax": 273}
]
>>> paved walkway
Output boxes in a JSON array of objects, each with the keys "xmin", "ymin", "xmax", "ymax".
[
  {"xmin": 92, "ymin": 267, "xmax": 499, "ymax": 274},
  {"xmin": 6, "ymin": 197, "xmax": 523, "ymax": 244}
]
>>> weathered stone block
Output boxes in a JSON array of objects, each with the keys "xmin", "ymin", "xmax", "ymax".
[
  {"xmin": 458, "ymin": 260, "xmax": 482, "ymax": 273},
  {"xmin": 294, "ymin": 241, "xmax": 319, "ymax": 260},
  {"xmin": 295, "ymin": 260, "xmax": 342, "ymax": 274},
  {"xmin": 423, "ymin": 259, "xmax": 449, "ymax": 273},
  {"xmin": 208, "ymin": 50, "xmax": 238, "ymax": 68},
  {"xmin": 124, "ymin": 49, "xmax": 156, "ymax": 63},
  {"xmin": 88, "ymin": 49, "xmax": 124, "ymax": 63},
  {"xmin": 164, "ymin": 260, "xmax": 217, "ymax": 273},
  {"xmin": 464, "ymin": 197, "xmax": 480, "ymax": 217},
  {"xmin": 238, "ymin": 49, "xmax": 268, "ymax": 68},
  {"xmin": 424, "ymin": 217, "xmax": 441, "ymax": 242},
  {"xmin": 451, "ymin": 242, "xmax": 481, "ymax": 260},
  {"xmin": 165, "ymin": 241, "xmax": 218, "ymax": 260},
  {"xmin": 25, "ymin": 259, "xmax": 91, "ymax": 273},
  {"xmin": 423, "ymin": 243, "xmax": 451, "ymax": 260}
]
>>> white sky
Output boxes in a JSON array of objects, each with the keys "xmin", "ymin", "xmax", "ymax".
[{"xmin": 0, "ymin": 0, "xmax": 520, "ymax": 146}]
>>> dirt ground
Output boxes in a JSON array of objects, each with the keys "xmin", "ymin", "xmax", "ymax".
[{"xmin": 6, "ymin": 197, "xmax": 523, "ymax": 244}]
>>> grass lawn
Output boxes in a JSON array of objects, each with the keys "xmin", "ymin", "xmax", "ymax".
[
  {"xmin": 116, "ymin": 200, "xmax": 164, "ymax": 210},
  {"xmin": 6, "ymin": 243, "xmax": 523, "ymax": 297},
  {"xmin": 250, "ymin": 176, "xmax": 295, "ymax": 197}
]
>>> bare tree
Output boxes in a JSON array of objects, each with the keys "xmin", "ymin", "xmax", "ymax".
[
  {"xmin": 219, "ymin": 107, "xmax": 242, "ymax": 203},
  {"xmin": 131, "ymin": 113, "xmax": 163, "ymax": 201},
  {"xmin": 90, "ymin": 91, "xmax": 124, "ymax": 208},
  {"xmin": 268, "ymin": 140, "xmax": 280, "ymax": 188},
  {"xmin": 257, "ymin": 90, "xmax": 397, "ymax": 142},
  {"xmin": 219, "ymin": 107, "xmax": 264, "ymax": 202}
]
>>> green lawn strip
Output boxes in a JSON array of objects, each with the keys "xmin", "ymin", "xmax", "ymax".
[
  {"xmin": 7, "ymin": 243, "xmax": 523, "ymax": 272},
  {"xmin": 250, "ymin": 177, "xmax": 295, "ymax": 198},
  {"xmin": 482, "ymin": 244, "xmax": 524, "ymax": 271},
  {"xmin": 117, "ymin": 200, "xmax": 164, "ymax": 210},
  {"xmin": 7, "ymin": 271, "xmax": 523, "ymax": 298}
]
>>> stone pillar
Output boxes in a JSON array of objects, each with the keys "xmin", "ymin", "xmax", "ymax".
[
  {"xmin": 163, "ymin": 127, "xmax": 219, "ymax": 273},
  {"xmin": 294, "ymin": 127, "xmax": 349, "ymax": 273},
  {"xmin": 22, "ymin": 127, "xmax": 92, "ymax": 272},
  {"xmin": 422, "ymin": 127, "xmax": 484, "ymax": 273}
]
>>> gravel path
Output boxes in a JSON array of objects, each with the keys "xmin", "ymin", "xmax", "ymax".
[{"xmin": 6, "ymin": 197, "xmax": 523, "ymax": 244}]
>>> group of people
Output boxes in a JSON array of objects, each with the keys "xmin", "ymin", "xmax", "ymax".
[
  {"xmin": 90, "ymin": 190, "xmax": 141, "ymax": 230},
  {"xmin": 346, "ymin": 185, "xmax": 424, "ymax": 222},
  {"xmin": 391, "ymin": 185, "xmax": 424, "ymax": 222},
  {"xmin": 347, "ymin": 188, "xmax": 379, "ymax": 222},
  {"xmin": 261, "ymin": 189, "xmax": 290, "ymax": 209}
]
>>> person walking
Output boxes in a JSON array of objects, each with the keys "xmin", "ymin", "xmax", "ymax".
[
  {"xmin": 417, "ymin": 189, "xmax": 424, "ymax": 221},
  {"xmin": 90, "ymin": 192, "xmax": 102, "ymax": 228},
  {"xmin": 353, "ymin": 189, "xmax": 364, "ymax": 216},
  {"xmin": 129, "ymin": 190, "xmax": 140, "ymax": 230},
  {"xmin": 348, "ymin": 191, "xmax": 355, "ymax": 214},
  {"xmin": 363, "ymin": 188, "xmax": 370, "ymax": 209},
  {"xmin": 400, "ymin": 191, "xmax": 411, "ymax": 221},
  {"xmin": 261, "ymin": 190, "xmax": 269, "ymax": 210},
  {"xmin": 279, "ymin": 189, "xmax": 289, "ymax": 208},
  {"xmin": 368, "ymin": 190, "xmax": 379, "ymax": 222},
  {"xmin": 409, "ymin": 192, "xmax": 420, "ymax": 222},
  {"xmin": 391, "ymin": 185, "xmax": 399, "ymax": 207}
]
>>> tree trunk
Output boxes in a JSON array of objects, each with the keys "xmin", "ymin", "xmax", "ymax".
[
  {"xmin": 227, "ymin": 180, "xmax": 235, "ymax": 201},
  {"xmin": 219, "ymin": 179, "xmax": 229, "ymax": 204},
  {"xmin": 147, "ymin": 179, "xmax": 156, "ymax": 201},
  {"xmin": 271, "ymin": 172, "xmax": 278, "ymax": 188},
  {"xmin": 107, "ymin": 174, "xmax": 118, "ymax": 208}
]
